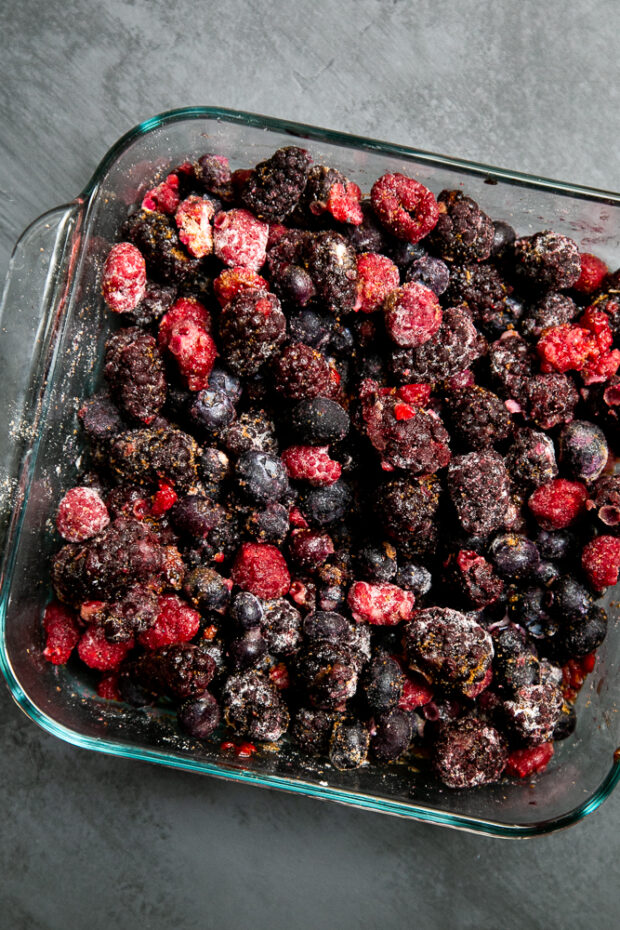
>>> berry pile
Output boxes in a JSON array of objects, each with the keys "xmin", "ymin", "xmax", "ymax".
[{"xmin": 43, "ymin": 145, "xmax": 619, "ymax": 792}]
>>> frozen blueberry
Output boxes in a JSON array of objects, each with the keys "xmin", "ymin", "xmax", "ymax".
[
  {"xmin": 556, "ymin": 606, "xmax": 608, "ymax": 659},
  {"xmin": 246, "ymin": 502, "xmax": 290, "ymax": 543},
  {"xmin": 536, "ymin": 529, "xmax": 576, "ymax": 563},
  {"xmin": 488, "ymin": 534, "xmax": 540, "ymax": 580},
  {"xmin": 190, "ymin": 389, "xmax": 236, "ymax": 432},
  {"xmin": 183, "ymin": 565, "xmax": 231, "ymax": 613},
  {"xmin": 290, "ymin": 397, "xmax": 350, "ymax": 445},
  {"xmin": 198, "ymin": 447, "xmax": 230, "ymax": 497},
  {"xmin": 208, "ymin": 366, "xmax": 242, "ymax": 403},
  {"xmin": 394, "ymin": 563, "xmax": 432, "ymax": 596},
  {"xmin": 371, "ymin": 708, "xmax": 413, "ymax": 762},
  {"xmin": 236, "ymin": 450, "xmax": 290, "ymax": 504},
  {"xmin": 357, "ymin": 544, "xmax": 398, "ymax": 583},
  {"xmin": 288, "ymin": 309, "xmax": 332, "ymax": 349},
  {"xmin": 405, "ymin": 254, "xmax": 450, "ymax": 295},
  {"xmin": 227, "ymin": 630, "xmax": 268, "ymax": 671},
  {"xmin": 170, "ymin": 495, "xmax": 225, "ymax": 539},
  {"xmin": 363, "ymin": 653, "xmax": 404, "ymax": 711},
  {"xmin": 178, "ymin": 691, "xmax": 221, "ymax": 739},
  {"xmin": 551, "ymin": 576, "xmax": 593, "ymax": 621},
  {"xmin": 490, "ymin": 220, "xmax": 516, "ymax": 257},
  {"xmin": 230, "ymin": 590, "xmax": 264, "ymax": 631},
  {"xmin": 329, "ymin": 718, "xmax": 370, "ymax": 770},
  {"xmin": 301, "ymin": 481, "xmax": 352, "ymax": 526}
]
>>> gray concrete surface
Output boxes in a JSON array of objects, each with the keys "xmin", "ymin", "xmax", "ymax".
[{"xmin": 1, "ymin": 1, "xmax": 619, "ymax": 927}]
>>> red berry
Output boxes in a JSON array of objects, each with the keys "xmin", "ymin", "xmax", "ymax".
[
  {"xmin": 371, "ymin": 172, "xmax": 439, "ymax": 243},
  {"xmin": 582, "ymin": 349, "xmax": 620, "ymax": 385},
  {"xmin": 396, "ymin": 383, "xmax": 432, "ymax": 406},
  {"xmin": 347, "ymin": 581, "xmax": 415, "ymax": 625},
  {"xmin": 398, "ymin": 670, "xmax": 434, "ymax": 709},
  {"xmin": 288, "ymin": 529, "xmax": 334, "ymax": 570},
  {"xmin": 213, "ymin": 267, "xmax": 269, "ymax": 307},
  {"xmin": 77, "ymin": 624, "xmax": 134, "ymax": 670},
  {"xmin": 393, "ymin": 402, "xmax": 415, "ymax": 421},
  {"xmin": 505, "ymin": 743, "xmax": 554, "ymax": 778},
  {"xmin": 528, "ymin": 479, "xmax": 588, "ymax": 530},
  {"xmin": 580, "ymin": 307, "xmax": 613, "ymax": 353},
  {"xmin": 158, "ymin": 297, "xmax": 212, "ymax": 345},
  {"xmin": 150, "ymin": 479, "xmax": 178, "ymax": 517},
  {"xmin": 175, "ymin": 195, "xmax": 215, "ymax": 258},
  {"xmin": 326, "ymin": 180, "xmax": 364, "ymax": 224},
  {"xmin": 101, "ymin": 242, "xmax": 146, "ymax": 313},
  {"xmin": 97, "ymin": 672, "xmax": 121, "ymax": 701},
  {"xmin": 537, "ymin": 323, "xmax": 598, "ymax": 374},
  {"xmin": 354, "ymin": 252, "xmax": 400, "ymax": 314},
  {"xmin": 141, "ymin": 173, "xmax": 180, "ymax": 214},
  {"xmin": 42, "ymin": 602, "xmax": 80, "ymax": 665},
  {"xmin": 231, "ymin": 542, "xmax": 291, "ymax": 599},
  {"xmin": 281, "ymin": 445, "xmax": 342, "ymax": 487},
  {"xmin": 56, "ymin": 486, "xmax": 110, "ymax": 542},
  {"xmin": 138, "ymin": 594, "xmax": 201, "ymax": 649},
  {"xmin": 573, "ymin": 253, "xmax": 608, "ymax": 294},
  {"xmin": 581, "ymin": 535, "xmax": 620, "ymax": 590},
  {"xmin": 384, "ymin": 282, "xmax": 442, "ymax": 347},
  {"xmin": 167, "ymin": 320, "xmax": 217, "ymax": 391},
  {"xmin": 213, "ymin": 208, "xmax": 269, "ymax": 270},
  {"xmin": 80, "ymin": 601, "xmax": 107, "ymax": 623}
]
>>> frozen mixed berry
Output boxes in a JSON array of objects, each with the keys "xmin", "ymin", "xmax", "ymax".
[
  {"xmin": 122, "ymin": 209, "xmax": 201, "ymax": 284},
  {"xmin": 301, "ymin": 231, "xmax": 358, "ymax": 313},
  {"xmin": 56, "ymin": 486, "xmax": 110, "ymax": 542},
  {"xmin": 371, "ymin": 708, "xmax": 412, "ymax": 762},
  {"xmin": 528, "ymin": 479, "xmax": 588, "ymax": 530},
  {"xmin": 488, "ymin": 331, "xmax": 535, "ymax": 402},
  {"xmin": 448, "ymin": 451, "xmax": 516, "ymax": 537},
  {"xmin": 427, "ymin": 190, "xmax": 494, "ymax": 263},
  {"xmin": 489, "ymin": 220, "xmax": 516, "ymax": 257},
  {"xmin": 138, "ymin": 594, "xmax": 201, "ymax": 649},
  {"xmin": 296, "ymin": 639, "xmax": 361, "ymax": 710},
  {"xmin": 370, "ymin": 173, "xmax": 439, "ymax": 243},
  {"xmin": 488, "ymin": 534, "xmax": 540, "ymax": 580},
  {"xmin": 345, "ymin": 200, "xmax": 389, "ymax": 253},
  {"xmin": 329, "ymin": 718, "xmax": 370, "ymax": 770},
  {"xmin": 134, "ymin": 643, "xmax": 216, "ymax": 700},
  {"xmin": 213, "ymin": 267, "xmax": 269, "ymax": 307},
  {"xmin": 170, "ymin": 495, "xmax": 225, "ymax": 539},
  {"xmin": 78, "ymin": 623, "xmax": 134, "ymax": 670},
  {"xmin": 288, "ymin": 529, "xmax": 335, "ymax": 571},
  {"xmin": 525, "ymin": 373, "xmax": 579, "ymax": 431},
  {"xmin": 505, "ymin": 428, "xmax": 558, "ymax": 491},
  {"xmin": 375, "ymin": 476, "xmax": 441, "ymax": 559},
  {"xmin": 195, "ymin": 152, "xmax": 233, "ymax": 200},
  {"xmin": 433, "ymin": 717, "xmax": 507, "ymax": 789},
  {"xmin": 219, "ymin": 290, "xmax": 287, "ymax": 376},
  {"xmin": 221, "ymin": 408, "xmax": 278, "ymax": 456},
  {"xmin": 235, "ymin": 450, "xmax": 290, "ymax": 504},
  {"xmin": 391, "ymin": 307, "xmax": 484, "ymax": 383},
  {"xmin": 300, "ymin": 164, "xmax": 363, "ymax": 224},
  {"xmin": 520, "ymin": 292, "xmax": 578, "ymax": 340},
  {"xmin": 229, "ymin": 590, "xmax": 264, "ymax": 631},
  {"xmin": 104, "ymin": 328, "xmax": 166, "ymax": 423},
  {"xmin": 281, "ymin": 445, "xmax": 342, "ymax": 486},
  {"xmin": 227, "ymin": 630, "xmax": 268, "ymax": 671},
  {"xmin": 557, "ymin": 420, "xmax": 608, "ymax": 483},
  {"xmin": 178, "ymin": 691, "xmax": 221, "ymax": 739},
  {"xmin": 503, "ymin": 682, "xmax": 563, "ymax": 745},
  {"xmin": 213, "ymin": 208, "xmax": 269, "ymax": 271},
  {"xmin": 110, "ymin": 427, "xmax": 200, "ymax": 492},
  {"xmin": 260, "ymin": 598, "xmax": 302, "ymax": 656},
  {"xmin": 537, "ymin": 322, "xmax": 600, "ymax": 375},
  {"xmin": 444, "ymin": 385, "xmax": 511, "ymax": 451},
  {"xmin": 240, "ymin": 146, "xmax": 312, "ymax": 222},
  {"xmin": 384, "ymin": 282, "xmax": 442, "ymax": 348},
  {"xmin": 581, "ymin": 535, "xmax": 620, "ymax": 591},
  {"xmin": 443, "ymin": 262, "xmax": 511, "ymax": 332},
  {"xmin": 505, "ymin": 742, "xmax": 554, "ymax": 778},
  {"xmin": 231, "ymin": 542, "xmax": 290, "ymax": 599},
  {"xmin": 513, "ymin": 231, "xmax": 581, "ymax": 290},
  {"xmin": 405, "ymin": 253, "xmax": 450, "ymax": 296},
  {"xmin": 42, "ymin": 602, "xmax": 80, "ymax": 665},
  {"xmin": 78, "ymin": 394, "xmax": 124, "ymax": 447},
  {"xmin": 356, "ymin": 543, "xmax": 398, "ymax": 583},
  {"xmin": 222, "ymin": 670, "xmax": 289, "ymax": 741},
  {"xmin": 292, "ymin": 708, "xmax": 338, "ymax": 756},
  {"xmin": 589, "ymin": 475, "xmax": 620, "ymax": 532},
  {"xmin": 190, "ymin": 388, "xmax": 236, "ymax": 433},
  {"xmin": 182, "ymin": 566, "xmax": 231, "ymax": 614},
  {"xmin": 363, "ymin": 653, "xmax": 405, "ymax": 711},
  {"xmin": 493, "ymin": 627, "xmax": 540, "ymax": 694},
  {"xmin": 245, "ymin": 501, "xmax": 290, "ymax": 544},
  {"xmin": 354, "ymin": 252, "xmax": 400, "ymax": 313},
  {"xmin": 555, "ymin": 606, "xmax": 608, "ymax": 660},
  {"xmin": 395, "ymin": 563, "xmax": 432, "ymax": 597},
  {"xmin": 141, "ymin": 173, "xmax": 181, "ymax": 214},
  {"xmin": 299, "ymin": 480, "xmax": 353, "ymax": 527},
  {"xmin": 289, "ymin": 397, "xmax": 350, "ymax": 445},
  {"xmin": 103, "ymin": 584, "xmax": 159, "ymax": 642},
  {"xmin": 271, "ymin": 343, "xmax": 331, "ymax": 400},
  {"xmin": 444, "ymin": 549, "xmax": 504, "ymax": 610},
  {"xmin": 101, "ymin": 242, "xmax": 147, "ymax": 313},
  {"xmin": 348, "ymin": 580, "xmax": 414, "ymax": 626},
  {"xmin": 174, "ymin": 195, "xmax": 215, "ymax": 258}
]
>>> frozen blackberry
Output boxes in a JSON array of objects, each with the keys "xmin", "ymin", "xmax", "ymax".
[
  {"xmin": 297, "ymin": 164, "xmax": 362, "ymax": 224},
  {"xmin": 301, "ymin": 231, "xmax": 358, "ymax": 314},
  {"xmin": 78, "ymin": 394, "xmax": 124, "ymax": 446},
  {"xmin": 427, "ymin": 190, "xmax": 494, "ymax": 263},
  {"xmin": 505, "ymin": 428, "xmax": 558, "ymax": 491},
  {"xmin": 236, "ymin": 450, "xmax": 289, "ymax": 504},
  {"xmin": 433, "ymin": 717, "xmax": 507, "ymax": 789},
  {"xmin": 222, "ymin": 671, "xmax": 289, "ymax": 741},
  {"xmin": 488, "ymin": 534, "xmax": 540, "ymax": 580},
  {"xmin": 103, "ymin": 583, "xmax": 159, "ymax": 642},
  {"xmin": 183, "ymin": 565, "xmax": 231, "ymax": 613},
  {"xmin": 126, "ymin": 281, "xmax": 176, "ymax": 328},
  {"xmin": 296, "ymin": 640, "xmax": 361, "ymax": 709},
  {"xmin": 189, "ymin": 389, "xmax": 236, "ymax": 433},
  {"xmin": 488, "ymin": 331, "xmax": 535, "ymax": 401},
  {"xmin": 245, "ymin": 501, "xmax": 290, "ymax": 543},
  {"xmin": 272, "ymin": 343, "xmax": 331, "ymax": 400},
  {"xmin": 221, "ymin": 409, "xmax": 278, "ymax": 456},
  {"xmin": 444, "ymin": 386, "xmax": 511, "ymax": 451},
  {"xmin": 557, "ymin": 420, "xmax": 608, "ymax": 483},
  {"xmin": 391, "ymin": 307, "xmax": 484, "ymax": 383},
  {"xmin": 291, "ymin": 707, "xmax": 338, "ymax": 756},
  {"xmin": 520, "ymin": 292, "xmax": 578, "ymax": 340},
  {"xmin": 300, "ymin": 481, "xmax": 352, "ymax": 527},
  {"xmin": 109, "ymin": 427, "xmax": 200, "ymax": 493},
  {"xmin": 122, "ymin": 209, "xmax": 200, "ymax": 284},
  {"xmin": 219, "ymin": 290, "xmax": 287, "ymax": 376},
  {"xmin": 289, "ymin": 397, "xmax": 350, "ymax": 445},
  {"xmin": 375, "ymin": 477, "xmax": 441, "ymax": 559},
  {"xmin": 512, "ymin": 231, "xmax": 581, "ymax": 290},
  {"xmin": 590, "ymin": 475, "xmax": 620, "ymax": 532},
  {"xmin": 170, "ymin": 495, "xmax": 225, "ymax": 540},
  {"xmin": 493, "ymin": 627, "xmax": 540, "ymax": 693},
  {"xmin": 261, "ymin": 598, "xmax": 302, "ymax": 656},
  {"xmin": 135, "ymin": 643, "xmax": 216, "ymax": 700},
  {"xmin": 525, "ymin": 373, "xmax": 579, "ymax": 430},
  {"xmin": 178, "ymin": 691, "xmax": 221, "ymax": 740},
  {"xmin": 443, "ymin": 263, "xmax": 511, "ymax": 329},
  {"xmin": 405, "ymin": 254, "xmax": 450, "ymax": 295},
  {"xmin": 195, "ymin": 153, "xmax": 233, "ymax": 200},
  {"xmin": 104, "ymin": 328, "xmax": 166, "ymax": 425},
  {"xmin": 371, "ymin": 709, "xmax": 413, "ymax": 762},
  {"xmin": 241, "ymin": 146, "xmax": 312, "ymax": 221},
  {"xmin": 363, "ymin": 653, "xmax": 405, "ymax": 711},
  {"xmin": 329, "ymin": 718, "xmax": 370, "ymax": 770},
  {"xmin": 447, "ymin": 451, "xmax": 516, "ymax": 537},
  {"xmin": 404, "ymin": 607, "xmax": 494, "ymax": 698},
  {"xmin": 503, "ymin": 682, "xmax": 564, "ymax": 744},
  {"xmin": 360, "ymin": 388, "xmax": 451, "ymax": 474}
]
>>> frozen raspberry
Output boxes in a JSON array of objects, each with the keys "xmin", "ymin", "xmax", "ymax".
[
  {"xmin": 42, "ymin": 602, "xmax": 80, "ymax": 665},
  {"xmin": 528, "ymin": 479, "xmax": 588, "ymax": 530},
  {"xmin": 398, "ymin": 670, "xmax": 434, "ymax": 710},
  {"xmin": 219, "ymin": 291, "xmax": 287, "ymax": 376},
  {"xmin": 213, "ymin": 267, "xmax": 269, "ymax": 307},
  {"xmin": 110, "ymin": 428, "xmax": 200, "ymax": 492},
  {"xmin": 213, "ymin": 208, "xmax": 269, "ymax": 271},
  {"xmin": 503, "ymin": 682, "xmax": 563, "ymax": 744},
  {"xmin": 241, "ymin": 146, "xmax": 313, "ymax": 222},
  {"xmin": 370, "ymin": 173, "xmax": 439, "ymax": 243},
  {"xmin": 513, "ymin": 231, "xmax": 581, "ymax": 290},
  {"xmin": 537, "ymin": 323, "xmax": 599, "ymax": 374},
  {"xmin": 433, "ymin": 717, "xmax": 507, "ymax": 789},
  {"xmin": 444, "ymin": 385, "xmax": 512, "ymax": 450},
  {"xmin": 384, "ymin": 282, "xmax": 442, "ymax": 347},
  {"xmin": 447, "ymin": 451, "xmax": 516, "ymax": 537},
  {"xmin": 167, "ymin": 320, "xmax": 217, "ymax": 392},
  {"xmin": 581, "ymin": 535, "xmax": 620, "ymax": 591},
  {"xmin": 104, "ymin": 328, "xmax": 166, "ymax": 423},
  {"xmin": 288, "ymin": 529, "xmax": 335, "ymax": 570},
  {"xmin": 223, "ymin": 670, "xmax": 289, "ymax": 741},
  {"xmin": 396, "ymin": 383, "xmax": 432, "ymax": 406},
  {"xmin": 138, "ymin": 594, "xmax": 201, "ymax": 649},
  {"xmin": 195, "ymin": 152, "xmax": 233, "ymax": 199},
  {"xmin": 302, "ymin": 231, "xmax": 358, "ymax": 313},
  {"xmin": 505, "ymin": 742, "xmax": 554, "ymax": 778},
  {"xmin": 301, "ymin": 165, "xmax": 363, "ymax": 224},
  {"xmin": 573, "ymin": 253, "xmax": 609, "ymax": 294},
  {"xmin": 56, "ymin": 487, "xmax": 110, "ymax": 542},
  {"xmin": 97, "ymin": 672, "xmax": 121, "ymax": 701},
  {"xmin": 78, "ymin": 624, "xmax": 134, "ymax": 670},
  {"xmin": 391, "ymin": 307, "xmax": 484, "ymax": 383},
  {"xmin": 174, "ymin": 195, "xmax": 215, "ymax": 258},
  {"xmin": 520, "ymin": 292, "xmax": 579, "ymax": 340},
  {"xmin": 122, "ymin": 210, "xmax": 201, "ymax": 285},
  {"xmin": 405, "ymin": 254, "xmax": 450, "ymax": 296},
  {"xmin": 354, "ymin": 253, "xmax": 400, "ymax": 313},
  {"xmin": 272, "ymin": 343, "xmax": 331, "ymax": 400},
  {"xmin": 101, "ymin": 242, "xmax": 146, "ymax": 313},
  {"xmin": 141, "ymin": 172, "xmax": 180, "ymax": 214},
  {"xmin": 525, "ymin": 373, "xmax": 579, "ymax": 430},
  {"xmin": 427, "ymin": 190, "xmax": 494, "ymax": 263},
  {"xmin": 232, "ymin": 542, "xmax": 291, "ymax": 599},
  {"xmin": 375, "ymin": 476, "xmax": 441, "ymax": 559},
  {"xmin": 347, "ymin": 581, "xmax": 414, "ymax": 625},
  {"xmin": 281, "ymin": 445, "xmax": 342, "ymax": 486}
]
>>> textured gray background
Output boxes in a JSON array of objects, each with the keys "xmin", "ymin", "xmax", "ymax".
[{"xmin": 1, "ymin": 1, "xmax": 620, "ymax": 927}]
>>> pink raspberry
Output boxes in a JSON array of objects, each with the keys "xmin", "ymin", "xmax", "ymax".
[
  {"xmin": 158, "ymin": 297, "xmax": 212, "ymax": 344},
  {"xmin": 528, "ymin": 479, "xmax": 588, "ymax": 529},
  {"xmin": 141, "ymin": 173, "xmax": 180, "ymax": 214},
  {"xmin": 582, "ymin": 349, "xmax": 620, "ymax": 385},
  {"xmin": 42, "ymin": 602, "xmax": 80, "ymax": 665},
  {"xmin": 77, "ymin": 624, "xmax": 134, "ymax": 670},
  {"xmin": 325, "ymin": 180, "xmax": 364, "ymax": 224},
  {"xmin": 537, "ymin": 323, "xmax": 598, "ymax": 374},
  {"xmin": 97, "ymin": 672, "xmax": 121, "ymax": 701},
  {"xmin": 505, "ymin": 743, "xmax": 554, "ymax": 778},
  {"xmin": 580, "ymin": 307, "xmax": 613, "ymax": 353},
  {"xmin": 398, "ymin": 669, "xmax": 434, "ymax": 709},
  {"xmin": 396, "ymin": 383, "xmax": 432, "ymax": 406},
  {"xmin": 101, "ymin": 242, "xmax": 146, "ymax": 313},
  {"xmin": 231, "ymin": 542, "xmax": 291, "ymax": 599},
  {"xmin": 213, "ymin": 266, "xmax": 269, "ymax": 307},
  {"xmin": 175, "ymin": 195, "xmax": 215, "ymax": 258},
  {"xmin": 56, "ymin": 486, "xmax": 110, "ymax": 542},
  {"xmin": 138, "ymin": 594, "xmax": 201, "ymax": 649},
  {"xmin": 167, "ymin": 320, "xmax": 217, "ymax": 391},
  {"xmin": 384, "ymin": 282, "xmax": 443, "ymax": 347},
  {"xmin": 371, "ymin": 172, "xmax": 439, "ymax": 243},
  {"xmin": 573, "ymin": 253, "xmax": 608, "ymax": 294},
  {"xmin": 213, "ymin": 208, "xmax": 269, "ymax": 270},
  {"xmin": 281, "ymin": 445, "xmax": 342, "ymax": 486},
  {"xmin": 581, "ymin": 535, "xmax": 620, "ymax": 591},
  {"xmin": 354, "ymin": 253, "xmax": 400, "ymax": 313},
  {"xmin": 347, "ymin": 581, "xmax": 415, "ymax": 625}
]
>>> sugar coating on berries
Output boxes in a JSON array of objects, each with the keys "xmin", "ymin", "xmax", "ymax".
[
  {"xmin": 503, "ymin": 682, "xmax": 563, "ymax": 744},
  {"xmin": 447, "ymin": 451, "xmax": 516, "ymax": 537},
  {"xmin": 232, "ymin": 542, "xmax": 291, "ymax": 599},
  {"xmin": 175, "ymin": 195, "xmax": 215, "ymax": 258},
  {"xmin": 281, "ymin": 445, "xmax": 342, "ymax": 487},
  {"xmin": 78, "ymin": 624, "xmax": 134, "ymax": 670},
  {"xmin": 391, "ymin": 307, "xmax": 484, "ymax": 383},
  {"xmin": 433, "ymin": 718, "xmax": 507, "ymax": 789},
  {"xmin": 56, "ymin": 487, "xmax": 110, "ymax": 542},
  {"xmin": 574, "ymin": 253, "xmax": 609, "ymax": 294},
  {"xmin": 384, "ymin": 282, "xmax": 442, "ymax": 348},
  {"xmin": 42, "ymin": 602, "xmax": 80, "ymax": 665},
  {"xmin": 241, "ymin": 146, "xmax": 313, "ymax": 222},
  {"xmin": 214, "ymin": 208, "xmax": 269, "ymax": 271},
  {"xmin": 347, "ymin": 581, "xmax": 414, "ymax": 625},
  {"xmin": 371, "ymin": 173, "xmax": 439, "ymax": 243},
  {"xmin": 354, "ymin": 253, "xmax": 400, "ymax": 313},
  {"xmin": 102, "ymin": 242, "xmax": 146, "ymax": 313},
  {"xmin": 214, "ymin": 267, "xmax": 269, "ymax": 307},
  {"xmin": 528, "ymin": 479, "xmax": 588, "ymax": 530},
  {"xmin": 581, "ymin": 535, "xmax": 620, "ymax": 591}
]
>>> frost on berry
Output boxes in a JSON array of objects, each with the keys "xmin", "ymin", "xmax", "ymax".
[
  {"xmin": 581, "ymin": 535, "xmax": 620, "ymax": 591},
  {"xmin": 77, "ymin": 624, "xmax": 134, "ymax": 670},
  {"xmin": 158, "ymin": 297, "xmax": 216, "ymax": 390},
  {"xmin": 384, "ymin": 282, "xmax": 442, "ymax": 348},
  {"xmin": 175, "ymin": 195, "xmax": 215, "ymax": 258},
  {"xmin": 213, "ymin": 267, "xmax": 269, "ymax": 307},
  {"xmin": 371, "ymin": 173, "xmax": 439, "ymax": 243},
  {"xmin": 528, "ymin": 479, "xmax": 588, "ymax": 530},
  {"xmin": 102, "ymin": 242, "xmax": 146, "ymax": 313},
  {"xmin": 213, "ymin": 208, "xmax": 269, "ymax": 271},
  {"xmin": 354, "ymin": 253, "xmax": 399, "ymax": 314},
  {"xmin": 138, "ymin": 594, "xmax": 201, "ymax": 649},
  {"xmin": 347, "ymin": 581, "xmax": 415, "ymax": 625},
  {"xmin": 42, "ymin": 602, "xmax": 80, "ymax": 665},
  {"xmin": 56, "ymin": 487, "xmax": 110, "ymax": 542},
  {"xmin": 141, "ymin": 173, "xmax": 181, "ymax": 214},
  {"xmin": 231, "ymin": 543, "xmax": 291, "ymax": 599}
]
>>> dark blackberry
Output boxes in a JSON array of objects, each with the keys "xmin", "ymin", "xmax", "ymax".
[
  {"xmin": 371, "ymin": 709, "xmax": 413, "ymax": 762},
  {"xmin": 122, "ymin": 209, "xmax": 200, "ymax": 284},
  {"xmin": 135, "ymin": 643, "xmax": 216, "ymax": 700},
  {"xmin": 391, "ymin": 307, "xmax": 484, "ymax": 383},
  {"xmin": 405, "ymin": 254, "xmax": 450, "ymax": 295},
  {"xmin": 178, "ymin": 691, "xmax": 221, "ymax": 739},
  {"xmin": 219, "ymin": 290, "xmax": 287, "ymax": 377},
  {"xmin": 105, "ymin": 484, "xmax": 147, "ymax": 520},
  {"xmin": 525, "ymin": 373, "xmax": 579, "ymax": 430},
  {"xmin": 443, "ymin": 263, "xmax": 511, "ymax": 329},
  {"xmin": 493, "ymin": 627, "xmax": 540, "ymax": 693},
  {"xmin": 183, "ymin": 565, "xmax": 231, "ymax": 613},
  {"xmin": 360, "ymin": 388, "xmax": 451, "ymax": 474},
  {"xmin": 296, "ymin": 640, "xmax": 360, "ymax": 709},
  {"xmin": 245, "ymin": 502, "xmax": 290, "ymax": 543},
  {"xmin": 271, "ymin": 343, "xmax": 331, "ymax": 400},
  {"xmin": 296, "ymin": 165, "xmax": 349, "ymax": 220},
  {"xmin": 301, "ymin": 231, "xmax": 358, "ymax": 314},
  {"xmin": 236, "ymin": 451, "xmax": 289, "ymax": 504},
  {"xmin": 222, "ymin": 671, "xmax": 289, "ymax": 741},
  {"xmin": 189, "ymin": 388, "xmax": 236, "ymax": 433},
  {"xmin": 357, "ymin": 543, "xmax": 398, "ymax": 583},
  {"xmin": 447, "ymin": 451, "xmax": 516, "ymax": 537},
  {"xmin": 488, "ymin": 534, "xmax": 541, "ymax": 580},
  {"xmin": 300, "ymin": 481, "xmax": 352, "ymax": 527},
  {"xmin": 520, "ymin": 292, "xmax": 578, "ymax": 340},
  {"xmin": 427, "ymin": 190, "xmax": 494, "ymax": 263},
  {"xmin": 261, "ymin": 598, "xmax": 302, "ymax": 656},
  {"xmin": 375, "ymin": 477, "xmax": 441, "ymax": 560},
  {"xmin": 195, "ymin": 153, "xmax": 233, "ymax": 200},
  {"xmin": 227, "ymin": 630, "xmax": 268, "ymax": 671},
  {"xmin": 557, "ymin": 420, "xmax": 608, "ymax": 484},
  {"xmin": 126, "ymin": 281, "xmax": 176, "ymax": 327},
  {"xmin": 488, "ymin": 331, "xmax": 535, "ymax": 401},
  {"xmin": 221, "ymin": 409, "xmax": 278, "ymax": 456},
  {"xmin": 512, "ymin": 231, "xmax": 581, "ymax": 290},
  {"xmin": 289, "ymin": 397, "xmax": 350, "ymax": 445},
  {"xmin": 197, "ymin": 447, "xmax": 230, "ymax": 497},
  {"xmin": 489, "ymin": 220, "xmax": 516, "ymax": 257},
  {"xmin": 556, "ymin": 606, "xmax": 608, "ymax": 660},
  {"xmin": 505, "ymin": 428, "xmax": 558, "ymax": 491},
  {"xmin": 503, "ymin": 682, "xmax": 564, "ymax": 744},
  {"xmin": 291, "ymin": 707, "xmax": 338, "ymax": 756},
  {"xmin": 78, "ymin": 394, "xmax": 124, "ymax": 446},
  {"xmin": 104, "ymin": 328, "xmax": 166, "ymax": 425},
  {"xmin": 394, "ymin": 563, "xmax": 432, "ymax": 596},
  {"xmin": 229, "ymin": 590, "xmax": 264, "ymax": 631},
  {"xmin": 345, "ymin": 200, "xmax": 388, "ymax": 253},
  {"xmin": 170, "ymin": 495, "xmax": 225, "ymax": 539},
  {"xmin": 241, "ymin": 146, "xmax": 312, "ymax": 221},
  {"xmin": 590, "ymin": 475, "xmax": 620, "ymax": 533},
  {"xmin": 363, "ymin": 653, "xmax": 404, "ymax": 712},
  {"xmin": 329, "ymin": 718, "xmax": 370, "ymax": 770},
  {"xmin": 444, "ymin": 385, "xmax": 512, "ymax": 451},
  {"xmin": 432, "ymin": 717, "xmax": 507, "ymax": 789},
  {"xmin": 103, "ymin": 584, "xmax": 159, "ymax": 642},
  {"xmin": 109, "ymin": 427, "xmax": 200, "ymax": 493}
]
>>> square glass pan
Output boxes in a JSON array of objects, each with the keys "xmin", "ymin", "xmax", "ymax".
[{"xmin": 1, "ymin": 107, "xmax": 619, "ymax": 838}]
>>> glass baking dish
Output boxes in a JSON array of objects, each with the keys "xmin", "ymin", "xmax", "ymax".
[{"xmin": 1, "ymin": 106, "xmax": 619, "ymax": 838}]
